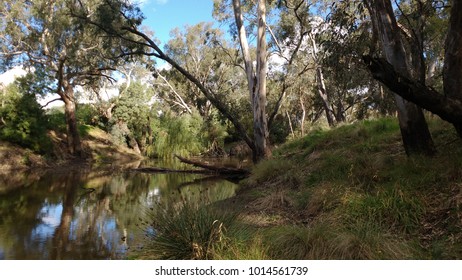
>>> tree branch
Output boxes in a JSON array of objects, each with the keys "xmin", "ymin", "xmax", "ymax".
[
  {"xmin": 40, "ymin": 97, "xmax": 63, "ymax": 109},
  {"xmin": 363, "ymin": 55, "xmax": 462, "ymax": 125}
]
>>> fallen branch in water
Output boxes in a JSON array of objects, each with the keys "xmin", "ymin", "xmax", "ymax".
[
  {"xmin": 132, "ymin": 155, "xmax": 250, "ymax": 178},
  {"xmin": 132, "ymin": 167, "xmax": 214, "ymax": 174},
  {"xmin": 174, "ymin": 155, "xmax": 251, "ymax": 176}
]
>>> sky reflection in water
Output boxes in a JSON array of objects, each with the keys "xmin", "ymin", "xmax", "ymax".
[{"xmin": 0, "ymin": 162, "xmax": 237, "ymax": 259}]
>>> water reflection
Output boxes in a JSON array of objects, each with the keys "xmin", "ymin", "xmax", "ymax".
[{"xmin": 0, "ymin": 161, "xmax": 238, "ymax": 259}]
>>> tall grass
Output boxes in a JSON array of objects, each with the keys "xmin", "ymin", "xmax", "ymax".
[
  {"xmin": 141, "ymin": 200, "xmax": 233, "ymax": 260},
  {"xmin": 264, "ymin": 222, "xmax": 417, "ymax": 260},
  {"xmin": 238, "ymin": 118, "xmax": 462, "ymax": 259},
  {"xmin": 139, "ymin": 199, "xmax": 268, "ymax": 260}
]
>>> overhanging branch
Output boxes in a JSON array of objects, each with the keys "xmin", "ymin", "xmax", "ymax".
[{"xmin": 363, "ymin": 55, "xmax": 462, "ymax": 125}]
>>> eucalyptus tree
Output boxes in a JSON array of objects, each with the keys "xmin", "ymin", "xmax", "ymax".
[
  {"xmin": 0, "ymin": 0, "xmax": 128, "ymax": 157},
  {"xmin": 211, "ymin": 1, "xmax": 282, "ymax": 138},
  {"xmin": 328, "ymin": 0, "xmax": 435, "ymax": 155},
  {"xmin": 363, "ymin": 0, "xmax": 462, "ymax": 145},
  {"xmin": 267, "ymin": 0, "xmax": 330, "ymax": 130},
  {"xmin": 75, "ymin": 0, "xmax": 273, "ymax": 162},
  {"xmin": 217, "ymin": 0, "xmax": 271, "ymax": 160},
  {"xmin": 111, "ymin": 81, "xmax": 154, "ymax": 154}
]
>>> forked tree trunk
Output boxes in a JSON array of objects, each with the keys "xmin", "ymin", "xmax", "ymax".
[
  {"xmin": 253, "ymin": 0, "xmax": 271, "ymax": 161},
  {"xmin": 309, "ymin": 33, "xmax": 335, "ymax": 127},
  {"xmin": 315, "ymin": 67, "xmax": 335, "ymax": 127},
  {"xmin": 233, "ymin": 0, "xmax": 270, "ymax": 162},
  {"xmin": 366, "ymin": 0, "xmax": 435, "ymax": 156}
]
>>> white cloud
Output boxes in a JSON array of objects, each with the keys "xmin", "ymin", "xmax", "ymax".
[
  {"xmin": 0, "ymin": 66, "xmax": 28, "ymax": 86},
  {"xmin": 155, "ymin": 0, "xmax": 169, "ymax": 5}
]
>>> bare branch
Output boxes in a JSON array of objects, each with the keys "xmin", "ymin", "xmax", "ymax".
[{"xmin": 40, "ymin": 97, "xmax": 63, "ymax": 109}]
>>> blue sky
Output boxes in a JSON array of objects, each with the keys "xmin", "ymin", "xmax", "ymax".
[{"xmin": 138, "ymin": 0, "xmax": 216, "ymax": 45}]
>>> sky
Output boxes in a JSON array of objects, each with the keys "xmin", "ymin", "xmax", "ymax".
[{"xmin": 138, "ymin": 0, "xmax": 217, "ymax": 45}]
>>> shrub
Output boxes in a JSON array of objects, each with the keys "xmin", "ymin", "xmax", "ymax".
[
  {"xmin": 0, "ymin": 83, "xmax": 52, "ymax": 153},
  {"xmin": 147, "ymin": 112, "xmax": 207, "ymax": 158}
]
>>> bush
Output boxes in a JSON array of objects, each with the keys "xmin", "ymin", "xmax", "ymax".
[
  {"xmin": 147, "ymin": 112, "xmax": 207, "ymax": 158},
  {"xmin": 76, "ymin": 103, "xmax": 100, "ymax": 126},
  {"xmin": 0, "ymin": 83, "xmax": 52, "ymax": 153},
  {"xmin": 46, "ymin": 107, "xmax": 67, "ymax": 133}
]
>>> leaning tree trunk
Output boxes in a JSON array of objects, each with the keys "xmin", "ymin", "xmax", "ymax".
[
  {"xmin": 62, "ymin": 85, "xmax": 82, "ymax": 157},
  {"xmin": 443, "ymin": 0, "xmax": 462, "ymax": 136},
  {"xmin": 309, "ymin": 33, "xmax": 335, "ymax": 127},
  {"xmin": 315, "ymin": 67, "xmax": 335, "ymax": 127},
  {"xmin": 366, "ymin": 0, "xmax": 435, "ymax": 156}
]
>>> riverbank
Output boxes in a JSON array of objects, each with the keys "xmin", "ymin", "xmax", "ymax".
[
  {"xmin": 0, "ymin": 126, "xmax": 143, "ymax": 195},
  {"xmin": 0, "ymin": 125, "xmax": 143, "ymax": 172},
  {"xmin": 136, "ymin": 117, "xmax": 462, "ymax": 260},
  {"xmin": 220, "ymin": 117, "xmax": 462, "ymax": 259}
]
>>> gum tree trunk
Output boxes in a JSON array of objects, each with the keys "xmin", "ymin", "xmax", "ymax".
[
  {"xmin": 366, "ymin": 0, "xmax": 435, "ymax": 156},
  {"xmin": 62, "ymin": 84, "xmax": 82, "ymax": 157},
  {"xmin": 232, "ymin": 0, "xmax": 271, "ymax": 162},
  {"xmin": 309, "ymin": 33, "xmax": 335, "ymax": 127}
]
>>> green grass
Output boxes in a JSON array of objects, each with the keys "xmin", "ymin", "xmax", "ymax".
[{"xmin": 236, "ymin": 117, "xmax": 462, "ymax": 259}]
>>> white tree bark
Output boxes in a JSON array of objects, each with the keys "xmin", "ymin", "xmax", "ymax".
[{"xmin": 232, "ymin": 0, "xmax": 270, "ymax": 162}]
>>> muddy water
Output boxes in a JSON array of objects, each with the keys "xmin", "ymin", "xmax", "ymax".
[{"xmin": 0, "ymin": 159, "xmax": 238, "ymax": 259}]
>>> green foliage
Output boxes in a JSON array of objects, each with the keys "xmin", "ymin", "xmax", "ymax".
[
  {"xmin": 76, "ymin": 104, "xmax": 99, "ymax": 126},
  {"xmin": 110, "ymin": 81, "xmax": 153, "ymax": 149},
  {"xmin": 46, "ymin": 107, "xmax": 67, "ymax": 133},
  {"xmin": 147, "ymin": 112, "xmax": 207, "ymax": 158},
  {"xmin": 269, "ymin": 114, "xmax": 291, "ymax": 144},
  {"xmin": 201, "ymin": 114, "xmax": 228, "ymax": 148},
  {"xmin": 0, "ymin": 83, "xmax": 51, "ymax": 153}
]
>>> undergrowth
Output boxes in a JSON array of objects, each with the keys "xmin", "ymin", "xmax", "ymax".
[
  {"xmin": 240, "ymin": 117, "xmax": 462, "ymax": 259},
  {"xmin": 137, "ymin": 199, "xmax": 268, "ymax": 260},
  {"xmin": 136, "ymin": 117, "xmax": 462, "ymax": 259}
]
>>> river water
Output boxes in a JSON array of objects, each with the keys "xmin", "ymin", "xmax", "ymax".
[{"xmin": 0, "ymin": 159, "xmax": 238, "ymax": 259}]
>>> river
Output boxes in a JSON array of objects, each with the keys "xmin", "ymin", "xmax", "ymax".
[{"xmin": 0, "ymin": 159, "xmax": 238, "ymax": 259}]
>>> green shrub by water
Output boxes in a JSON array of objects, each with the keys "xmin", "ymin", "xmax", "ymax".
[
  {"xmin": 139, "ymin": 198, "xmax": 269, "ymax": 260},
  {"xmin": 0, "ymin": 83, "xmax": 52, "ymax": 153},
  {"xmin": 142, "ymin": 200, "xmax": 236, "ymax": 260}
]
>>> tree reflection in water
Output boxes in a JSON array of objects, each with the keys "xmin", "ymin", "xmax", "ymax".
[{"xmin": 0, "ymin": 163, "xmax": 237, "ymax": 259}]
